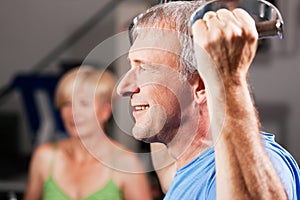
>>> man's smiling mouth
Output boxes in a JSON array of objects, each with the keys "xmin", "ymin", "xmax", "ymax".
[{"xmin": 134, "ymin": 105, "xmax": 150, "ymax": 111}]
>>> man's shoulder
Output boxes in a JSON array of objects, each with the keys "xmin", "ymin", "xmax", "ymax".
[
  {"xmin": 165, "ymin": 147, "xmax": 216, "ymax": 200},
  {"xmin": 261, "ymin": 131, "xmax": 300, "ymax": 199},
  {"xmin": 260, "ymin": 132, "xmax": 298, "ymax": 164}
]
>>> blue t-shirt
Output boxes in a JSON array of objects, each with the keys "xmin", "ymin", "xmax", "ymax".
[{"xmin": 164, "ymin": 132, "xmax": 300, "ymax": 200}]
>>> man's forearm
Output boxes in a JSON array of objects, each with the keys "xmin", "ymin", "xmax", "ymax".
[{"xmin": 212, "ymin": 80, "xmax": 287, "ymax": 200}]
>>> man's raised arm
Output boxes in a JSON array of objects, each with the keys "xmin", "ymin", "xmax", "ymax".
[{"xmin": 192, "ymin": 8, "xmax": 287, "ymax": 200}]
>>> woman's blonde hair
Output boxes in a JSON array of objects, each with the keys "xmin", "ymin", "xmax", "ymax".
[{"xmin": 55, "ymin": 66, "xmax": 117, "ymax": 109}]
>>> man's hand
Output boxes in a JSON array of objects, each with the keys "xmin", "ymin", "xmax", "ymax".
[{"xmin": 192, "ymin": 8, "xmax": 258, "ymax": 86}]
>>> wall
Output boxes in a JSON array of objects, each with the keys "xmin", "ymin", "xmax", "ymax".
[{"xmin": 250, "ymin": 0, "xmax": 300, "ymax": 162}]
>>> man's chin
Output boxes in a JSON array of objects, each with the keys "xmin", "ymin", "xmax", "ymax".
[
  {"xmin": 133, "ymin": 134, "xmax": 155, "ymax": 143},
  {"xmin": 132, "ymin": 128, "xmax": 158, "ymax": 143}
]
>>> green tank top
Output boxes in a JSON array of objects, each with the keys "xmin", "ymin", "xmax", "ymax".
[{"xmin": 43, "ymin": 144, "xmax": 122, "ymax": 200}]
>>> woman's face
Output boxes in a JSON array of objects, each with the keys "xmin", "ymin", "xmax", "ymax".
[{"xmin": 60, "ymin": 81, "xmax": 108, "ymax": 139}]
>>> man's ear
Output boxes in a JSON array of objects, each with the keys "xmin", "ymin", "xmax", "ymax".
[{"xmin": 189, "ymin": 73, "xmax": 206, "ymax": 104}]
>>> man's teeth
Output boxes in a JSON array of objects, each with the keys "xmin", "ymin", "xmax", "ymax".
[{"xmin": 135, "ymin": 105, "xmax": 149, "ymax": 111}]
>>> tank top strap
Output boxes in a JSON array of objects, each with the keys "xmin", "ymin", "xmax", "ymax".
[{"xmin": 49, "ymin": 142, "xmax": 58, "ymax": 177}]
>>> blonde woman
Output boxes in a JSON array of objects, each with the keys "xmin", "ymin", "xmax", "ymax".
[{"xmin": 24, "ymin": 66, "xmax": 152, "ymax": 200}]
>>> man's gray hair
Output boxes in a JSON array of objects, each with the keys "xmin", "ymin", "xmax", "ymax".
[{"xmin": 131, "ymin": 1, "xmax": 205, "ymax": 80}]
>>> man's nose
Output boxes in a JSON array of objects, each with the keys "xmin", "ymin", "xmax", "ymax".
[{"xmin": 117, "ymin": 69, "xmax": 139, "ymax": 97}]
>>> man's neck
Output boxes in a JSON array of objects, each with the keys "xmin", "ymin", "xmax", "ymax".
[
  {"xmin": 167, "ymin": 129, "xmax": 212, "ymax": 169},
  {"xmin": 166, "ymin": 101, "xmax": 212, "ymax": 168}
]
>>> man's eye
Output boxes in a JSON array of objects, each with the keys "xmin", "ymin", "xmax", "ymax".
[
  {"xmin": 140, "ymin": 64, "xmax": 161, "ymax": 75},
  {"xmin": 140, "ymin": 64, "xmax": 156, "ymax": 72},
  {"xmin": 139, "ymin": 64, "xmax": 147, "ymax": 71}
]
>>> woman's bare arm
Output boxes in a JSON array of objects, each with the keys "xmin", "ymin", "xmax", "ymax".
[{"xmin": 24, "ymin": 145, "xmax": 51, "ymax": 200}]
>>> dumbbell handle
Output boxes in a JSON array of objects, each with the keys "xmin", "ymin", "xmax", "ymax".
[{"xmin": 190, "ymin": 0, "xmax": 284, "ymax": 39}]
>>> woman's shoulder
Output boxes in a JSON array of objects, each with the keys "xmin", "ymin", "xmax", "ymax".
[
  {"xmin": 29, "ymin": 142, "xmax": 59, "ymax": 179},
  {"xmin": 34, "ymin": 139, "xmax": 69, "ymax": 156},
  {"xmin": 33, "ymin": 142, "xmax": 59, "ymax": 159},
  {"xmin": 110, "ymin": 141, "xmax": 145, "ymax": 173}
]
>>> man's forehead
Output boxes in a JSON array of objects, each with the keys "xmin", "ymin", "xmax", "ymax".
[{"xmin": 130, "ymin": 27, "xmax": 182, "ymax": 55}]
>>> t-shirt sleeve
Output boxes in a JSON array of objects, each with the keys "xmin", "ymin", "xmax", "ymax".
[{"xmin": 264, "ymin": 141, "xmax": 300, "ymax": 200}]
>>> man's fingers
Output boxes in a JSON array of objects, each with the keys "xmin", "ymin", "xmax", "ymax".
[
  {"xmin": 232, "ymin": 8, "xmax": 258, "ymax": 40},
  {"xmin": 192, "ymin": 11, "xmax": 225, "ymax": 47},
  {"xmin": 203, "ymin": 11, "xmax": 217, "ymax": 21},
  {"xmin": 216, "ymin": 9, "xmax": 241, "ymax": 27},
  {"xmin": 192, "ymin": 19, "xmax": 208, "ymax": 48},
  {"xmin": 192, "ymin": 8, "xmax": 258, "ymax": 47},
  {"xmin": 216, "ymin": 9, "xmax": 243, "ymax": 37}
]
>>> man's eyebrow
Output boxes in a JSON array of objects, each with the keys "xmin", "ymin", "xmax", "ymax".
[{"xmin": 127, "ymin": 57, "xmax": 146, "ymax": 66}]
